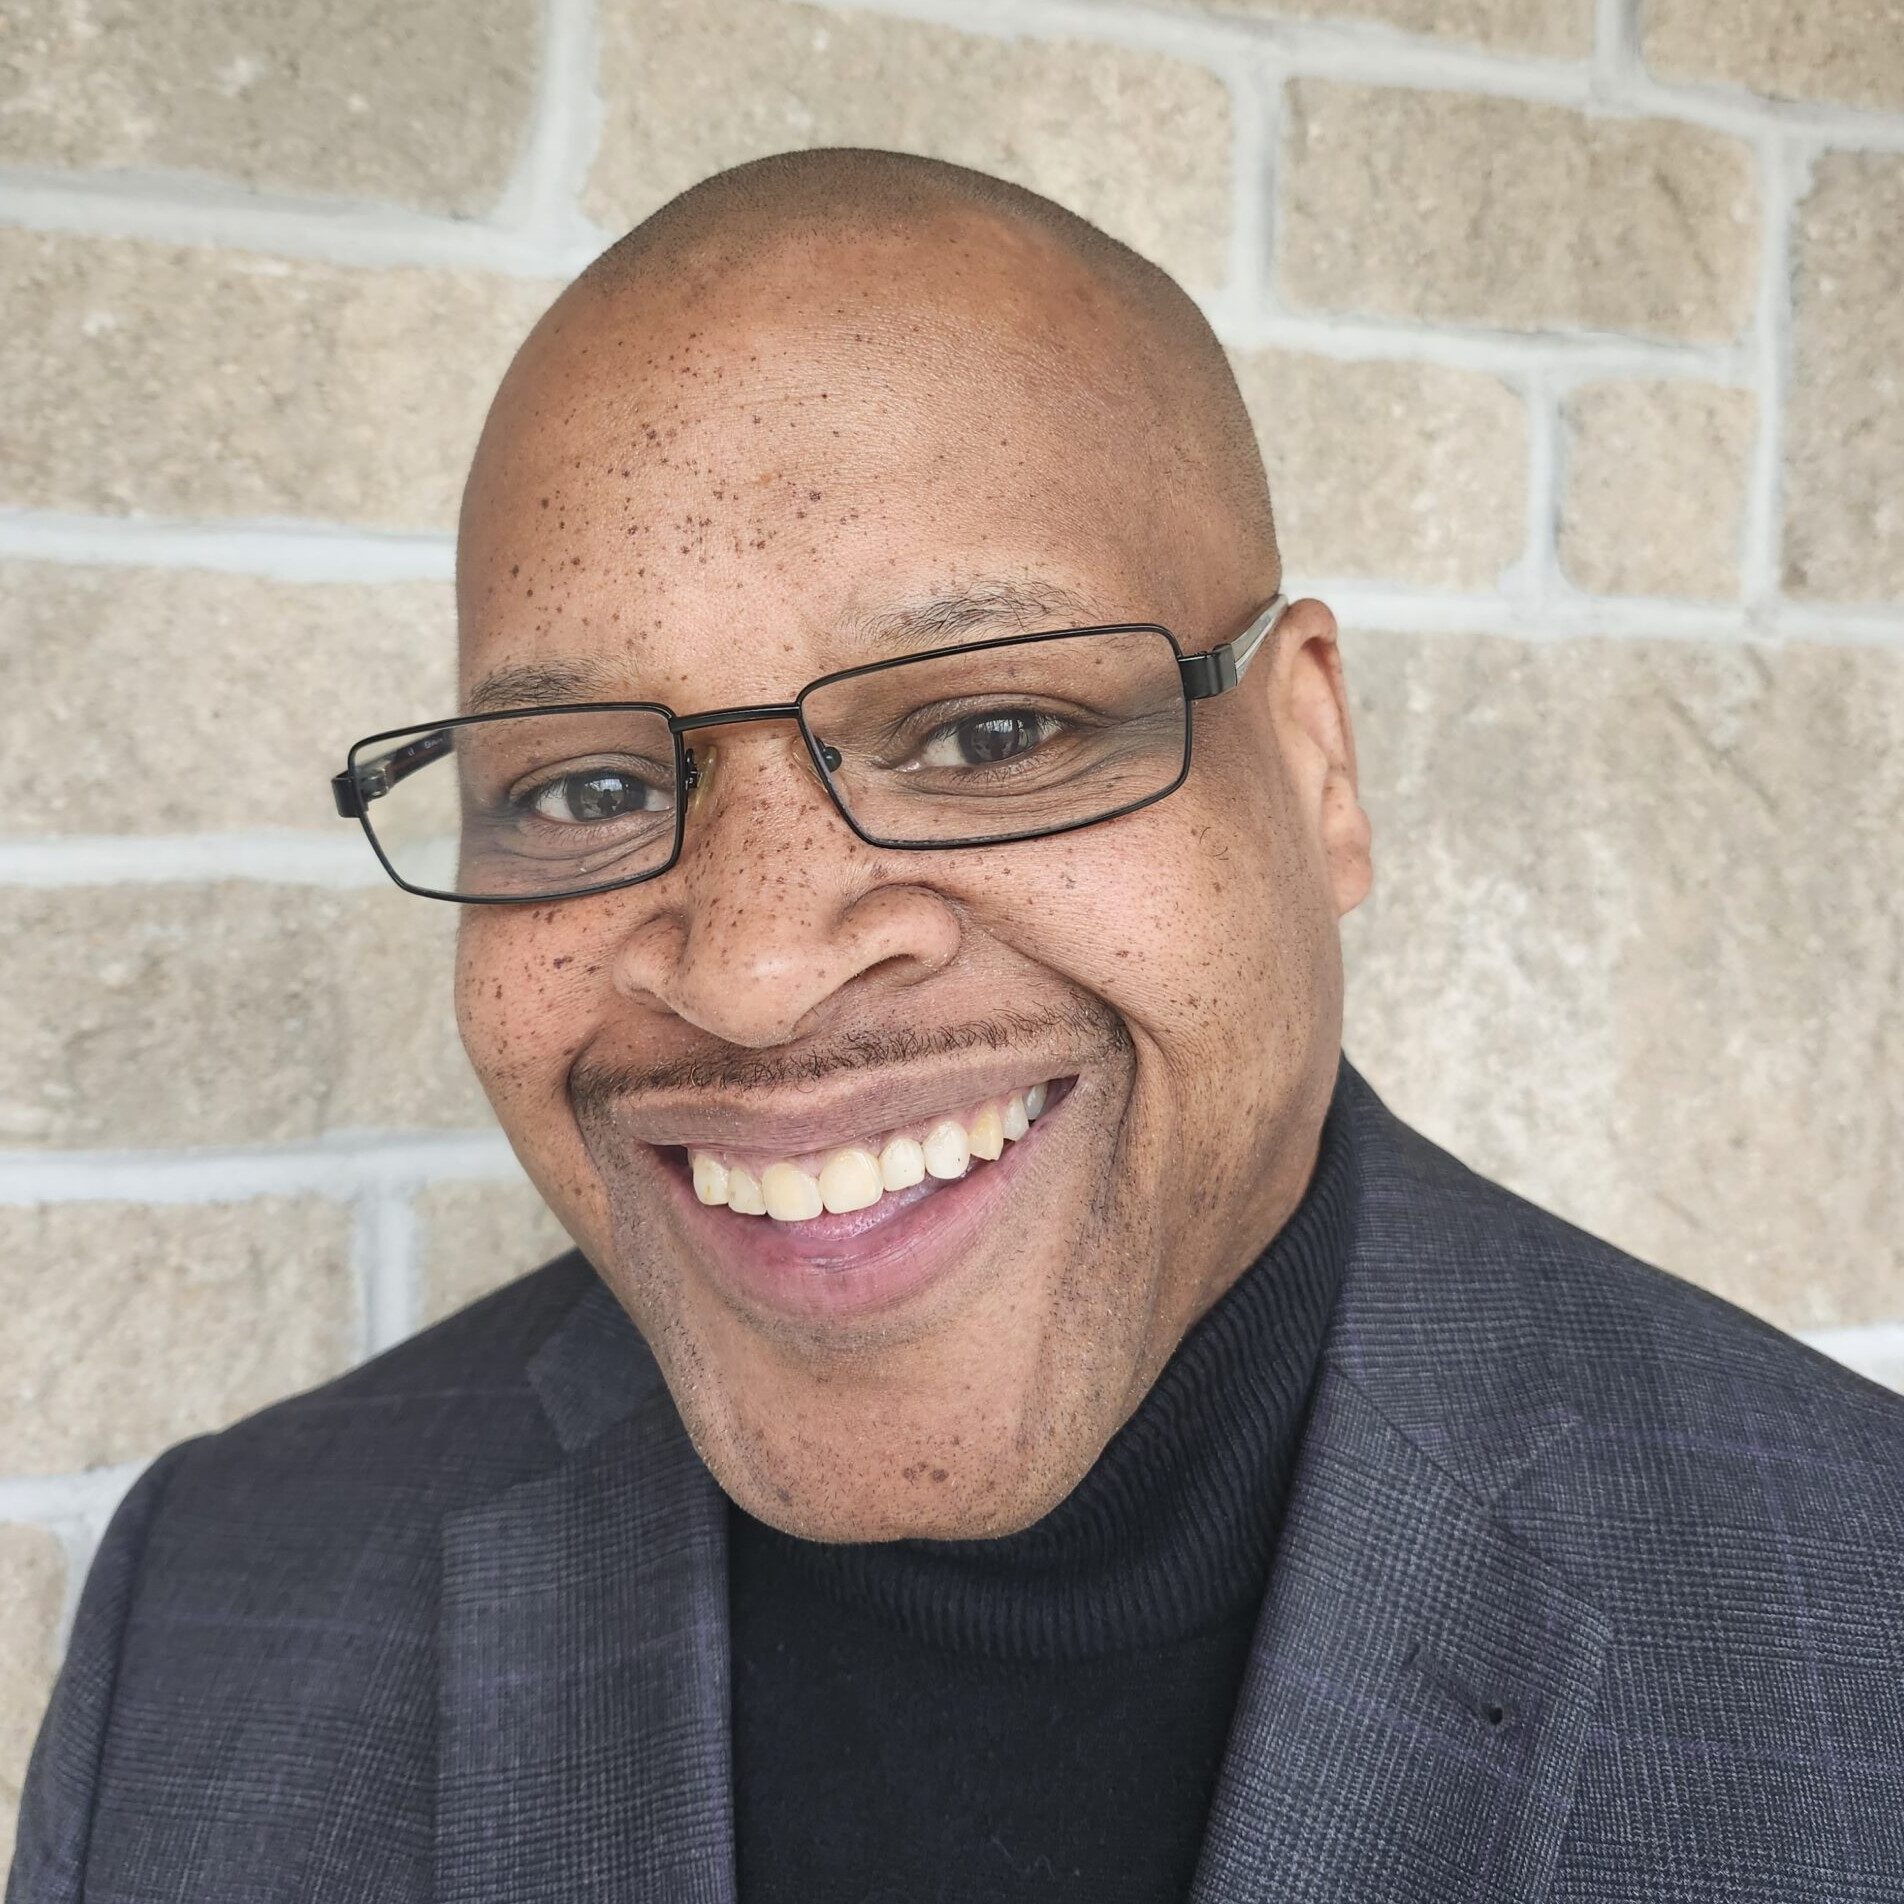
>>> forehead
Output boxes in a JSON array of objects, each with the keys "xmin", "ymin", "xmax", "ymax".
[{"xmin": 453, "ymin": 233, "xmax": 1201, "ymax": 709}]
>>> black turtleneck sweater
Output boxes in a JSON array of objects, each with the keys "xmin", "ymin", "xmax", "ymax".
[{"xmin": 727, "ymin": 1081, "xmax": 1355, "ymax": 1904}]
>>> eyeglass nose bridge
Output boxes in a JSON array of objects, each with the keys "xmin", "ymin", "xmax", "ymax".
[{"xmin": 668, "ymin": 701, "xmax": 844, "ymax": 795}]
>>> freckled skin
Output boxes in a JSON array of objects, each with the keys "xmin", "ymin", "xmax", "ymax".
[{"xmin": 453, "ymin": 209, "xmax": 1373, "ymax": 1542}]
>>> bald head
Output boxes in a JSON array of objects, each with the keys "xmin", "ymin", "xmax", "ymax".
[{"xmin": 466, "ymin": 147, "xmax": 1276, "ymax": 588}]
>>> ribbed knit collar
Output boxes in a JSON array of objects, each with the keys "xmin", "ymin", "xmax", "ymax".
[{"xmin": 728, "ymin": 1052, "xmax": 1359, "ymax": 1662}]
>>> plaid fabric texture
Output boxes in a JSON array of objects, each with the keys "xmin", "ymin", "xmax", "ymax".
[{"xmin": 9, "ymin": 1049, "xmax": 1903, "ymax": 1902}]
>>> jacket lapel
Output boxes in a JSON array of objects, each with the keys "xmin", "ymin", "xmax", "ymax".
[
  {"xmin": 1191, "ymin": 1055, "xmax": 1616, "ymax": 1903},
  {"xmin": 1189, "ymin": 1366, "xmax": 1612, "ymax": 1903},
  {"xmin": 435, "ymin": 1274, "xmax": 737, "ymax": 1904}
]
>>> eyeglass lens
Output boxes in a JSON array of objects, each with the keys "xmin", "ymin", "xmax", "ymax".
[{"xmin": 351, "ymin": 627, "xmax": 1189, "ymax": 900}]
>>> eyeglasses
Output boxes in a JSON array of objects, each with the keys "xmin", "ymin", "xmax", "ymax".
[{"xmin": 331, "ymin": 594, "xmax": 1288, "ymax": 904}]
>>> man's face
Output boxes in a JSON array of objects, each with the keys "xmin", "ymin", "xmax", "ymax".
[{"xmin": 454, "ymin": 219, "xmax": 1371, "ymax": 1540}]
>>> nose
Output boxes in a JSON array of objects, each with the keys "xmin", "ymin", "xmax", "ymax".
[{"xmin": 608, "ymin": 728, "xmax": 963, "ymax": 1047}]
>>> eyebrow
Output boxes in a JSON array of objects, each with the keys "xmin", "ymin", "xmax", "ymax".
[
  {"xmin": 462, "ymin": 657, "xmax": 626, "ymax": 716},
  {"xmin": 844, "ymin": 580, "xmax": 1107, "ymax": 655},
  {"xmin": 460, "ymin": 579, "xmax": 1112, "ymax": 715}
]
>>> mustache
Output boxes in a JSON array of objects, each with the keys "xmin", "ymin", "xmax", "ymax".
[{"xmin": 569, "ymin": 1001, "xmax": 1129, "ymax": 1113}]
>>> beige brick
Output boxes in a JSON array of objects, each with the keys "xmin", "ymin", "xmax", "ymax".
[
  {"xmin": 1644, "ymin": 0, "xmax": 1904, "ymax": 112},
  {"xmin": 416, "ymin": 1178, "xmax": 574, "ymax": 1327},
  {"xmin": 0, "ymin": 1524, "xmax": 66, "ymax": 1875},
  {"xmin": 1560, "ymin": 381, "xmax": 1755, "ymax": 599},
  {"xmin": 1783, "ymin": 154, "xmax": 1904, "ymax": 601},
  {"xmin": 1162, "ymin": 0, "xmax": 1591, "ymax": 55},
  {"xmin": 0, "ymin": 566, "xmax": 454, "ymax": 835},
  {"xmin": 1233, "ymin": 351, "xmax": 1525, "ymax": 586},
  {"xmin": 1338, "ymin": 626, "xmax": 1904, "ymax": 1332},
  {"xmin": 0, "ymin": 0, "xmax": 538, "ymax": 213},
  {"xmin": 0, "ymin": 885, "xmax": 486, "ymax": 1147},
  {"xmin": 1278, "ymin": 82, "xmax": 1758, "ymax": 341},
  {"xmin": 0, "ymin": 1200, "xmax": 355, "ymax": 1475},
  {"xmin": 0, "ymin": 230, "xmax": 560, "ymax": 529},
  {"xmin": 586, "ymin": 0, "xmax": 1232, "ymax": 291}
]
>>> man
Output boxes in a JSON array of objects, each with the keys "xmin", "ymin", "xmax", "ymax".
[{"xmin": 11, "ymin": 148, "xmax": 1903, "ymax": 1903}]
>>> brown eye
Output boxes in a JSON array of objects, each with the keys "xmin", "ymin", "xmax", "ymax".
[
  {"xmin": 920, "ymin": 710, "xmax": 1057, "ymax": 768},
  {"xmin": 529, "ymin": 769, "xmax": 662, "ymax": 822}
]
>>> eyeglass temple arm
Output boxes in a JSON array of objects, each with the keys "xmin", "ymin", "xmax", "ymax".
[
  {"xmin": 332, "ymin": 727, "xmax": 455, "ymax": 819},
  {"xmin": 1178, "ymin": 593, "xmax": 1288, "ymax": 702}
]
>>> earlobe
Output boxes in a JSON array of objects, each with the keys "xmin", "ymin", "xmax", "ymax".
[{"xmin": 1323, "ymin": 775, "xmax": 1375, "ymax": 919}]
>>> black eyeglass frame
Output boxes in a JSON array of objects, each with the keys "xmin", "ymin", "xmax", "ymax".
[{"xmin": 332, "ymin": 593, "xmax": 1290, "ymax": 905}]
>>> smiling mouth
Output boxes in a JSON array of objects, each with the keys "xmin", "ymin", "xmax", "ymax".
[
  {"xmin": 670, "ymin": 1076, "xmax": 1064, "ymax": 1220},
  {"xmin": 650, "ymin": 1074, "xmax": 1078, "ymax": 1287}
]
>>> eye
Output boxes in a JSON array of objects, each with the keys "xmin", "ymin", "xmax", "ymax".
[
  {"xmin": 526, "ymin": 768, "xmax": 664, "ymax": 822},
  {"xmin": 918, "ymin": 710, "xmax": 1060, "ymax": 768}
]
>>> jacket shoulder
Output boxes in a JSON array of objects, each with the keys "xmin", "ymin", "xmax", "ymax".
[
  {"xmin": 1338, "ymin": 1070, "xmax": 1904, "ymax": 1484},
  {"xmin": 155, "ymin": 1245, "xmax": 599, "ymax": 1521},
  {"xmin": 1465, "ymin": 1163, "xmax": 1904, "ymax": 1471}
]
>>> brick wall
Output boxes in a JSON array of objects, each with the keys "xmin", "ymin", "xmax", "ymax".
[{"xmin": 3, "ymin": 0, "xmax": 1901, "ymax": 1856}]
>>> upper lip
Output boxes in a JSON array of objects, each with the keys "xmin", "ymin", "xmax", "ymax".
[{"xmin": 594, "ymin": 1057, "xmax": 1075, "ymax": 1156}]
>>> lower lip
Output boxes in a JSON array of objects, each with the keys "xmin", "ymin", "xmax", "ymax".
[{"xmin": 655, "ymin": 1079, "xmax": 1076, "ymax": 1326}]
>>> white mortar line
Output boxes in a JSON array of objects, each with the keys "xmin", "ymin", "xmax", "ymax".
[
  {"xmin": 1210, "ymin": 303, "xmax": 1751, "ymax": 375},
  {"xmin": 0, "ymin": 1460, "xmax": 148, "ymax": 1528},
  {"xmin": 1612, "ymin": 61, "xmax": 1904, "ymax": 151},
  {"xmin": 488, "ymin": 0, "xmax": 610, "ymax": 257},
  {"xmin": 0, "ymin": 833, "xmax": 386, "ymax": 887},
  {"xmin": 1798, "ymin": 1321, "xmax": 1904, "ymax": 1391},
  {"xmin": 1740, "ymin": 136, "xmax": 1807, "ymax": 613},
  {"xmin": 0, "ymin": 1131, "xmax": 522, "ymax": 1205},
  {"xmin": 1206, "ymin": 44, "xmax": 1281, "ymax": 333},
  {"xmin": 1513, "ymin": 365, "xmax": 1562, "ymax": 603},
  {"xmin": 355, "ymin": 1189, "xmax": 422, "ymax": 1357},
  {"xmin": 0, "ymin": 509, "xmax": 453, "ymax": 580},
  {"xmin": 1312, "ymin": 581, "xmax": 1904, "ymax": 646},
  {"xmin": 0, "ymin": 164, "xmax": 593, "ymax": 277},
  {"xmin": 819, "ymin": 0, "xmax": 1592, "ymax": 106},
  {"xmin": 0, "ymin": 1456, "xmax": 150, "ymax": 1654},
  {"xmin": 1591, "ymin": 0, "xmax": 1643, "ymax": 96}
]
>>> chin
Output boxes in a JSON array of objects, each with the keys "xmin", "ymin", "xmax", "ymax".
[
  {"xmin": 656, "ymin": 1295, "xmax": 1134, "ymax": 1546},
  {"xmin": 714, "ymin": 1431, "xmax": 1092, "ymax": 1545}
]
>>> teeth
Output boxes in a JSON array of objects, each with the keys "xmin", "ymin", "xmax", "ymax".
[
  {"xmin": 761, "ymin": 1161, "xmax": 821, "ymax": 1221},
  {"xmin": 879, "ymin": 1135, "xmax": 926, "ymax": 1190},
  {"xmin": 686, "ymin": 1080, "xmax": 1058, "ymax": 1219},
  {"xmin": 692, "ymin": 1154, "xmax": 730, "ymax": 1205},
  {"xmin": 818, "ymin": 1147, "xmax": 882, "ymax": 1214},
  {"xmin": 922, "ymin": 1118, "xmax": 971, "ymax": 1180}
]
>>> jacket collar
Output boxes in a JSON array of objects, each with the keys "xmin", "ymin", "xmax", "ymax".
[{"xmin": 436, "ymin": 1052, "xmax": 1610, "ymax": 1903}]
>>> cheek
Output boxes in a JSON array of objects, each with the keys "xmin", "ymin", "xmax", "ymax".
[
  {"xmin": 960, "ymin": 783, "xmax": 1291, "ymax": 1045},
  {"xmin": 454, "ymin": 909, "xmax": 601, "ymax": 1110}
]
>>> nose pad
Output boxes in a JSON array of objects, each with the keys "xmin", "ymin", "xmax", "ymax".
[{"xmin": 677, "ymin": 732, "xmax": 837, "ymax": 839}]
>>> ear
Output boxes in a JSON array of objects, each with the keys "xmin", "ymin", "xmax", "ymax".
[{"xmin": 1270, "ymin": 598, "xmax": 1373, "ymax": 921}]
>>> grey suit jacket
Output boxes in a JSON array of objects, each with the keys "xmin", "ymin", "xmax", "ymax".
[{"xmin": 11, "ymin": 1052, "xmax": 1904, "ymax": 1902}]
